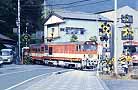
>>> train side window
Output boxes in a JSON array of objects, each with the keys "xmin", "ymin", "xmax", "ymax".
[
  {"xmin": 49, "ymin": 47, "xmax": 53, "ymax": 55},
  {"xmin": 37, "ymin": 48, "xmax": 40, "ymax": 52},
  {"xmin": 45, "ymin": 45, "xmax": 48, "ymax": 51},
  {"xmin": 76, "ymin": 45, "xmax": 81, "ymax": 51},
  {"xmin": 41, "ymin": 47, "xmax": 44, "ymax": 52},
  {"xmin": 31, "ymin": 48, "xmax": 36, "ymax": 52},
  {"xmin": 76, "ymin": 45, "xmax": 78, "ymax": 51},
  {"xmin": 78, "ymin": 45, "xmax": 81, "ymax": 50}
]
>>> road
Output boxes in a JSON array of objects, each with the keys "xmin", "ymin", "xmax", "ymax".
[
  {"xmin": 0, "ymin": 64, "xmax": 109, "ymax": 90},
  {"xmin": 1, "ymin": 64, "xmax": 138, "ymax": 90},
  {"xmin": 0, "ymin": 64, "xmax": 68, "ymax": 90},
  {"xmin": 16, "ymin": 70, "xmax": 109, "ymax": 90}
]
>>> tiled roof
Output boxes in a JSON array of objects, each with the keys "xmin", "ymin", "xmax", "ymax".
[
  {"xmin": 53, "ymin": 10, "xmax": 112, "ymax": 21},
  {"xmin": 0, "ymin": 34, "xmax": 13, "ymax": 41}
]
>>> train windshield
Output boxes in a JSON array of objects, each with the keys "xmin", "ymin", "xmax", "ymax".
[
  {"xmin": 123, "ymin": 45, "xmax": 138, "ymax": 55},
  {"xmin": 82, "ymin": 41, "xmax": 97, "ymax": 50},
  {"xmin": 83, "ymin": 44, "xmax": 97, "ymax": 50}
]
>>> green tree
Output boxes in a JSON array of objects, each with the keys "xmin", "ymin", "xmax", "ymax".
[
  {"xmin": 70, "ymin": 34, "xmax": 78, "ymax": 42},
  {"xmin": 0, "ymin": 0, "xmax": 17, "ymax": 40},
  {"xmin": 89, "ymin": 36, "xmax": 97, "ymax": 42},
  {"xmin": 0, "ymin": 0, "xmax": 44, "ymax": 40}
]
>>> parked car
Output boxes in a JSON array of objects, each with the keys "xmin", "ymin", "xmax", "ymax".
[
  {"xmin": 0, "ymin": 49, "xmax": 14, "ymax": 63},
  {"xmin": 0, "ymin": 57, "xmax": 3, "ymax": 67}
]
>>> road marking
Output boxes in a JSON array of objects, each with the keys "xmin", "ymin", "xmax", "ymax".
[
  {"xmin": 4, "ymin": 69, "xmax": 72, "ymax": 90},
  {"xmin": 0, "ymin": 65, "xmax": 52, "ymax": 70},
  {"xmin": 0, "ymin": 67, "xmax": 55, "ymax": 77}
]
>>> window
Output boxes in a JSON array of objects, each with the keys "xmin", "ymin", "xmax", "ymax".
[
  {"xmin": 83, "ymin": 44, "xmax": 97, "ymax": 51},
  {"xmin": 45, "ymin": 45, "xmax": 48, "ymax": 51},
  {"xmin": 80, "ymin": 30, "xmax": 84, "ymax": 35},
  {"xmin": 49, "ymin": 47, "xmax": 53, "ymax": 55},
  {"xmin": 60, "ymin": 28, "xmax": 64, "ymax": 31},
  {"xmin": 63, "ymin": 27, "xmax": 86, "ymax": 35},
  {"xmin": 41, "ymin": 47, "xmax": 44, "ymax": 52},
  {"xmin": 52, "ymin": 28, "xmax": 54, "ymax": 32},
  {"xmin": 37, "ymin": 48, "xmax": 40, "ymax": 52},
  {"xmin": 76, "ymin": 45, "xmax": 81, "ymax": 51}
]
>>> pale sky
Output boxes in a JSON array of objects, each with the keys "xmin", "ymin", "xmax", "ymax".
[{"xmin": 46, "ymin": 0, "xmax": 138, "ymax": 13}]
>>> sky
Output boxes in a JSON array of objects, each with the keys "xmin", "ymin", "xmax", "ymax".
[{"xmin": 46, "ymin": 0, "xmax": 138, "ymax": 13}]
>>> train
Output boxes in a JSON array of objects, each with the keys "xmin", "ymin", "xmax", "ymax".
[{"xmin": 28, "ymin": 41, "xmax": 99, "ymax": 69}]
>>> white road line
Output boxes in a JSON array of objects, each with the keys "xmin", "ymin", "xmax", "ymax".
[
  {"xmin": 0, "ymin": 66, "xmax": 23, "ymax": 70},
  {"xmin": 0, "ymin": 68, "xmax": 55, "ymax": 77},
  {"xmin": 4, "ymin": 69, "xmax": 72, "ymax": 90},
  {"xmin": 4, "ymin": 73, "xmax": 49, "ymax": 90}
]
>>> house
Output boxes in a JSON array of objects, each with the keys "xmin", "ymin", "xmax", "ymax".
[
  {"xmin": 44, "ymin": 10, "xmax": 114, "ymax": 59},
  {"xmin": 44, "ymin": 10, "xmax": 113, "ymax": 42},
  {"xmin": 100, "ymin": 6, "xmax": 138, "ymax": 59},
  {"xmin": 0, "ymin": 33, "xmax": 16, "ymax": 49}
]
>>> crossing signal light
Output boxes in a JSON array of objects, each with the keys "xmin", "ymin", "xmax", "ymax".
[
  {"xmin": 100, "ymin": 36, "xmax": 104, "ymax": 41},
  {"xmin": 122, "ymin": 26, "xmax": 133, "ymax": 36},
  {"xmin": 122, "ymin": 26, "xmax": 134, "ymax": 40},
  {"xmin": 99, "ymin": 22, "xmax": 111, "ymax": 35},
  {"xmin": 100, "ymin": 35, "xmax": 108, "ymax": 41}
]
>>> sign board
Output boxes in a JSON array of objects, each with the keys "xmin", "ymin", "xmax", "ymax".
[
  {"xmin": 13, "ymin": 28, "xmax": 18, "ymax": 34},
  {"xmin": 121, "ymin": 14, "xmax": 133, "ymax": 23}
]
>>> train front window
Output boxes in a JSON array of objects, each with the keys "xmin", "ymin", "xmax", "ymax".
[{"xmin": 83, "ymin": 44, "xmax": 97, "ymax": 51}]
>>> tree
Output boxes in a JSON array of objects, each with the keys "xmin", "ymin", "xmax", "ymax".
[
  {"xmin": 0, "ymin": 0, "xmax": 44, "ymax": 41},
  {"xmin": 0, "ymin": 0, "xmax": 17, "ymax": 40},
  {"xmin": 70, "ymin": 34, "xmax": 78, "ymax": 42},
  {"xmin": 89, "ymin": 36, "xmax": 97, "ymax": 42},
  {"xmin": 20, "ymin": 0, "xmax": 44, "ymax": 33}
]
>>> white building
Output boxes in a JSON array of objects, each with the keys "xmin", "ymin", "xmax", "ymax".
[
  {"xmin": 44, "ymin": 11, "xmax": 114, "ymax": 59},
  {"xmin": 44, "ymin": 11, "xmax": 113, "ymax": 42},
  {"xmin": 100, "ymin": 6, "xmax": 138, "ymax": 59}
]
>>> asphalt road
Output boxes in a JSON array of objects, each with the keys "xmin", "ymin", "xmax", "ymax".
[{"xmin": 0, "ymin": 64, "xmax": 68, "ymax": 90}]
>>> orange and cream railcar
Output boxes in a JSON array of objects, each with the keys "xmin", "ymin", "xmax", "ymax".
[{"xmin": 29, "ymin": 41, "xmax": 98, "ymax": 69}]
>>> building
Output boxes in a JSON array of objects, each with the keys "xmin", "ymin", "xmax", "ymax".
[
  {"xmin": 100, "ymin": 6, "xmax": 138, "ymax": 59},
  {"xmin": 44, "ymin": 11, "xmax": 114, "ymax": 59},
  {"xmin": 44, "ymin": 11, "xmax": 113, "ymax": 42}
]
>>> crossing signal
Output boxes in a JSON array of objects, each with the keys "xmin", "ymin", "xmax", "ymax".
[
  {"xmin": 99, "ymin": 22, "xmax": 111, "ymax": 35},
  {"xmin": 122, "ymin": 26, "xmax": 133, "ymax": 36},
  {"xmin": 122, "ymin": 26, "xmax": 134, "ymax": 40},
  {"xmin": 100, "ymin": 35, "xmax": 108, "ymax": 41}
]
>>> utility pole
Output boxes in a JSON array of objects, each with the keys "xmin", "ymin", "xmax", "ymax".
[
  {"xmin": 114, "ymin": 0, "xmax": 118, "ymax": 74},
  {"xmin": 17, "ymin": 0, "xmax": 21, "ymax": 64},
  {"xmin": 44, "ymin": 0, "xmax": 47, "ymax": 18},
  {"xmin": 25, "ymin": 23, "xmax": 29, "ymax": 47}
]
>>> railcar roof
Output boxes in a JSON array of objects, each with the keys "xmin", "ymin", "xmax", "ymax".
[
  {"xmin": 30, "ymin": 41, "xmax": 97, "ymax": 47},
  {"xmin": 46, "ymin": 41, "xmax": 84, "ymax": 45}
]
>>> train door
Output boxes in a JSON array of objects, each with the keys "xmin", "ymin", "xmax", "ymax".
[{"xmin": 49, "ymin": 47, "xmax": 53, "ymax": 55}]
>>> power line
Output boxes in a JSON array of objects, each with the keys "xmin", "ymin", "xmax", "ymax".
[
  {"xmin": 20, "ymin": 0, "xmax": 112, "ymax": 11},
  {"xmin": 21, "ymin": 0, "xmax": 92, "ymax": 7},
  {"xmin": 60, "ymin": 0, "xmax": 112, "ymax": 9},
  {"xmin": 46, "ymin": 0, "xmax": 91, "ymax": 6}
]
